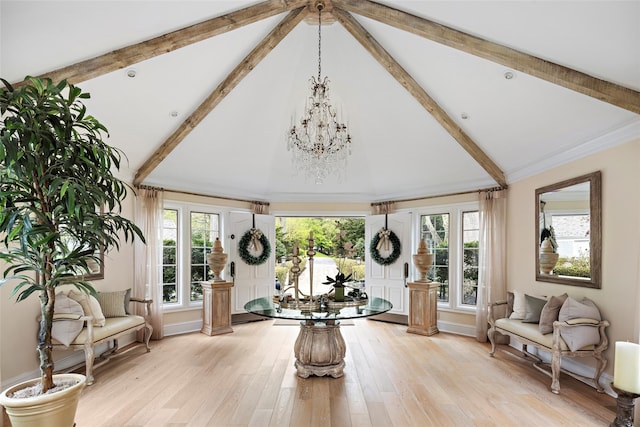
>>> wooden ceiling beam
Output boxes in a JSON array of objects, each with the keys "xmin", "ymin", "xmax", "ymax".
[
  {"xmin": 332, "ymin": 8, "xmax": 507, "ymax": 188},
  {"xmin": 133, "ymin": 8, "xmax": 308, "ymax": 186},
  {"xmin": 12, "ymin": 0, "xmax": 309, "ymax": 87},
  {"xmin": 333, "ymin": 0, "xmax": 640, "ymax": 115}
]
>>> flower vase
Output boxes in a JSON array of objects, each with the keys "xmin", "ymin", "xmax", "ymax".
[{"xmin": 334, "ymin": 285, "xmax": 344, "ymax": 302}]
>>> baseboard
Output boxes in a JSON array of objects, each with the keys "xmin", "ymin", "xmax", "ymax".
[{"xmin": 163, "ymin": 319, "xmax": 202, "ymax": 337}]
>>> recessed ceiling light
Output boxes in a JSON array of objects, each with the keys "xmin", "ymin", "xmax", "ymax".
[
  {"xmin": 504, "ymin": 71, "xmax": 515, "ymax": 80},
  {"xmin": 126, "ymin": 69, "xmax": 137, "ymax": 78},
  {"xmin": 170, "ymin": 111, "xmax": 179, "ymax": 118},
  {"xmin": 461, "ymin": 112, "xmax": 469, "ymax": 120}
]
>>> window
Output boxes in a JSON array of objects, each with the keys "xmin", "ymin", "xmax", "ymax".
[
  {"xmin": 462, "ymin": 211, "xmax": 479, "ymax": 306},
  {"xmin": 161, "ymin": 203, "xmax": 220, "ymax": 309},
  {"xmin": 421, "ymin": 213, "xmax": 449, "ymax": 303},
  {"xmin": 419, "ymin": 203, "xmax": 479, "ymax": 311},
  {"xmin": 190, "ymin": 212, "xmax": 220, "ymax": 302},
  {"xmin": 162, "ymin": 209, "xmax": 178, "ymax": 303}
]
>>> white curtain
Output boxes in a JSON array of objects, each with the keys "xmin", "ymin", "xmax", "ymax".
[
  {"xmin": 475, "ymin": 189, "xmax": 507, "ymax": 342},
  {"xmin": 134, "ymin": 186, "xmax": 164, "ymax": 340}
]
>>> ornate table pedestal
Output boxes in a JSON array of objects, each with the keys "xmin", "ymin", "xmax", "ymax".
[
  {"xmin": 407, "ymin": 281, "xmax": 439, "ymax": 336},
  {"xmin": 294, "ymin": 320, "xmax": 346, "ymax": 378},
  {"xmin": 201, "ymin": 281, "xmax": 234, "ymax": 336}
]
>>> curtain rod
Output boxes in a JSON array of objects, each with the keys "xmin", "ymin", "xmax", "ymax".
[
  {"xmin": 370, "ymin": 185, "xmax": 507, "ymax": 206},
  {"xmin": 138, "ymin": 186, "xmax": 270, "ymax": 206}
]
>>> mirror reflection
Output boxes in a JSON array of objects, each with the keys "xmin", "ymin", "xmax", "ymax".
[{"xmin": 535, "ymin": 171, "xmax": 601, "ymax": 288}]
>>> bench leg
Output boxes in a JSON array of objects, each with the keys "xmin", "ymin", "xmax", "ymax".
[
  {"xmin": 593, "ymin": 351, "xmax": 607, "ymax": 393},
  {"xmin": 488, "ymin": 326, "xmax": 496, "ymax": 356},
  {"xmin": 144, "ymin": 322, "xmax": 153, "ymax": 352},
  {"xmin": 84, "ymin": 342, "xmax": 95, "ymax": 386},
  {"xmin": 551, "ymin": 349, "xmax": 561, "ymax": 394}
]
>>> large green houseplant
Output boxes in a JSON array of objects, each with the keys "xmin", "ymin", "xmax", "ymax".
[{"xmin": 0, "ymin": 76, "xmax": 144, "ymax": 401}]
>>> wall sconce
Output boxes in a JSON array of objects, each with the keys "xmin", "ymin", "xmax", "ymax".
[{"xmin": 611, "ymin": 341, "xmax": 640, "ymax": 427}]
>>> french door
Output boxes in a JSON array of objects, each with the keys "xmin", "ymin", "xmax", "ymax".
[
  {"xmin": 365, "ymin": 212, "xmax": 412, "ymax": 316},
  {"xmin": 228, "ymin": 211, "xmax": 275, "ymax": 314}
]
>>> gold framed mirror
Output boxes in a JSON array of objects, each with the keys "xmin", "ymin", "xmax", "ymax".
[{"xmin": 535, "ymin": 171, "xmax": 601, "ymax": 288}]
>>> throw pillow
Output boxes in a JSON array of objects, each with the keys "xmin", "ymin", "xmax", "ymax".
[
  {"xmin": 538, "ymin": 293, "xmax": 568, "ymax": 334},
  {"xmin": 522, "ymin": 294, "xmax": 547, "ymax": 323},
  {"xmin": 97, "ymin": 290, "xmax": 128, "ymax": 318},
  {"xmin": 508, "ymin": 290, "xmax": 526, "ymax": 320},
  {"xmin": 68, "ymin": 289, "xmax": 106, "ymax": 327},
  {"xmin": 52, "ymin": 292, "xmax": 84, "ymax": 346},
  {"xmin": 558, "ymin": 297, "xmax": 602, "ymax": 352}
]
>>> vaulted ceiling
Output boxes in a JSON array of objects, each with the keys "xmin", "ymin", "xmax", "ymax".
[{"xmin": 2, "ymin": 1, "xmax": 639, "ymax": 203}]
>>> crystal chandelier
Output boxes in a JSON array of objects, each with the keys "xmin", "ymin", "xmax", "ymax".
[{"xmin": 287, "ymin": 1, "xmax": 352, "ymax": 184}]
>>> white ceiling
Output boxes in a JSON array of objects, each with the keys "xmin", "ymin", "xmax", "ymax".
[{"xmin": 2, "ymin": 1, "xmax": 639, "ymax": 203}]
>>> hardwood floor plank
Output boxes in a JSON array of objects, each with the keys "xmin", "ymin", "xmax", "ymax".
[{"xmin": 64, "ymin": 319, "xmax": 616, "ymax": 427}]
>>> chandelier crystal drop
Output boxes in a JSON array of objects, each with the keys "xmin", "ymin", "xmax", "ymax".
[{"xmin": 287, "ymin": 1, "xmax": 352, "ymax": 185}]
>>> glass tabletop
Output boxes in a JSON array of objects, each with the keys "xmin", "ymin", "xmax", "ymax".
[{"xmin": 244, "ymin": 296, "xmax": 393, "ymax": 321}]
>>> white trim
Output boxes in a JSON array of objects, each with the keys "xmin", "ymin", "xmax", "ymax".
[
  {"xmin": 437, "ymin": 320, "xmax": 476, "ymax": 337},
  {"xmin": 508, "ymin": 118, "xmax": 640, "ymax": 184},
  {"xmin": 163, "ymin": 319, "xmax": 203, "ymax": 337}
]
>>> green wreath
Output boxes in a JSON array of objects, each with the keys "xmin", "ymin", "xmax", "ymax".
[
  {"xmin": 238, "ymin": 228, "xmax": 271, "ymax": 265},
  {"xmin": 370, "ymin": 228, "xmax": 401, "ymax": 265}
]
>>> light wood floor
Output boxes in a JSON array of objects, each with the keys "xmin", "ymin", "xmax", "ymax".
[{"xmin": 68, "ymin": 319, "xmax": 615, "ymax": 427}]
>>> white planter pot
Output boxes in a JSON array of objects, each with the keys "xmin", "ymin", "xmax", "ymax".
[{"xmin": 0, "ymin": 373, "xmax": 86, "ymax": 427}]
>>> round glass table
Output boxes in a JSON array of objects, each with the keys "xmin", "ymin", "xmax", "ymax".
[{"xmin": 244, "ymin": 296, "xmax": 392, "ymax": 378}]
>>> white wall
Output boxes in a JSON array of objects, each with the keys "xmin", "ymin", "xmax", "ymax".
[{"xmin": 507, "ymin": 138, "xmax": 640, "ymax": 378}]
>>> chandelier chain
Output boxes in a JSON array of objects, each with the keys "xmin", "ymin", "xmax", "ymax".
[{"xmin": 317, "ymin": 3, "xmax": 322, "ymax": 81}]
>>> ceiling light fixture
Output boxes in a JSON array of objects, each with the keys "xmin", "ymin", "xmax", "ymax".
[
  {"xmin": 287, "ymin": 0, "xmax": 351, "ymax": 184},
  {"xmin": 126, "ymin": 69, "xmax": 137, "ymax": 78}
]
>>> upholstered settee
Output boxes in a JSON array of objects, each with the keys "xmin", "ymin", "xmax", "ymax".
[
  {"xmin": 488, "ymin": 291, "xmax": 609, "ymax": 394},
  {"xmin": 51, "ymin": 289, "xmax": 153, "ymax": 385}
]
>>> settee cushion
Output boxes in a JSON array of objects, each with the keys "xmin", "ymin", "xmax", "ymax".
[
  {"xmin": 68, "ymin": 315, "xmax": 147, "ymax": 345},
  {"xmin": 539, "ymin": 293, "xmax": 568, "ymax": 334},
  {"xmin": 523, "ymin": 295, "xmax": 547, "ymax": 323},
  {"xmin": 68, "ymin": 289, "xmax": 106, "ymax": 327},
  {"xmin": 558, "ymin": 297, "xmax": 601, "ymax": 352},
  {"xmin": 495, "ymin": 318, "xmax": 574, "ymax": 351},
  {"xmin": 97, "ymin": 290, "xmax": 129, "ymax": 317},
  {"xmin": 52, "ymin": 293, "xmax": 84, "ymax": 346}
]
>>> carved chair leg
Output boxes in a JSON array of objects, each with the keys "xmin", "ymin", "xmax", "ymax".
[
  {"xmin": 550, "ymin": 349, "xmax": 561, "ymax": 394},
  {"xmin": 84, "ymin": 343, "xmax": 95, "ymax": 386},
  {"xmin": 488, "ymin": 327, "xmax": 496, "ymax": 356},
  {"xmin": 593, "ymin": 351, "xmax": 607, "ymax": 393},
  {"xmin": 144, "ymin": 323, "xmax": 153, "ymax": 352}
]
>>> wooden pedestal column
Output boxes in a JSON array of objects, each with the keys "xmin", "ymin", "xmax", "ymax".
[
  {"xmin": 407, "ymin": 281, "xmax": 439, "ymax": 336},
  {"xmin": 201, "ymin": 281, "xmax": 234, "ymax": 336}
]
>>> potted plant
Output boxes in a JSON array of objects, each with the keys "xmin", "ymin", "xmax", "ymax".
[{"xmin": 0, "ymin": 77, "xmax": 144, "ymax": 426}]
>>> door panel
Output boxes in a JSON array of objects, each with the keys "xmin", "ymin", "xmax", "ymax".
[
  {"xmin": 229, "ymin": 212, "xmax": 275, "ymax": 313},
  {"xmin": 365, "ymin": 213, "xmax": 412, "ymax": 315}
]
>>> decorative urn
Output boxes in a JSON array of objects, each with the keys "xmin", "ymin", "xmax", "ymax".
[
  {"xmin": 413, "ymin": 240, "xmax": 434, "ymax": 282},
  {"xmin": 207, "ymin": 238, "xmax": 228, "ymax": 282},
  {"xmin": 539, "ymin": 237, "xmax": 559, "ymax": 275}
]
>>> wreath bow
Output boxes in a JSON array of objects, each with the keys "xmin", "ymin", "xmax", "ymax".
[
  {"xmin": 250, "ymin": 228, "xmax": 263, "ymax": 251},
  {"xmin": 376, "ymin": 229, "xmax": 391, "ymax": 251}
]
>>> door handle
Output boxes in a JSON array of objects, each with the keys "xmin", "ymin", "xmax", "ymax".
[
  {"xmin": 230, "ymin": 261, "xmax": 235, "ymax": 281},
  {"xmin": 404, "ymin": 262, "xmax": 409, "ymax": 287}
]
